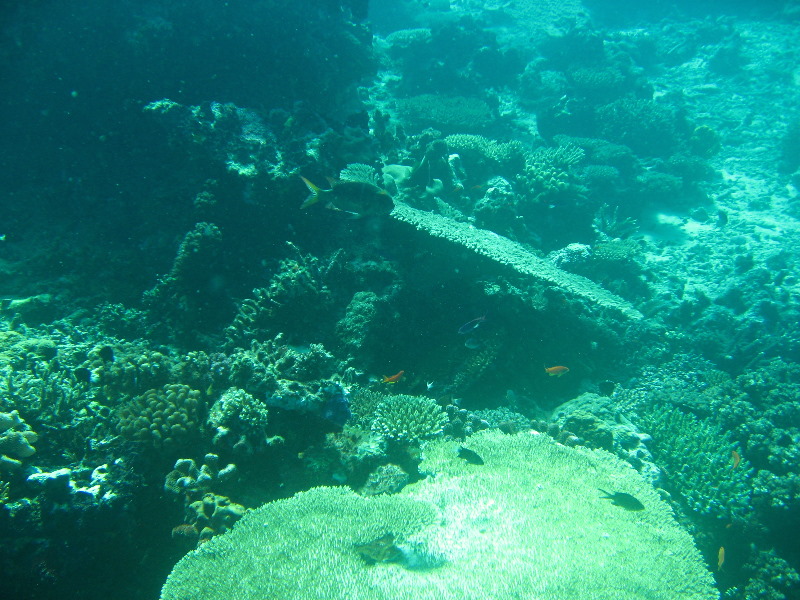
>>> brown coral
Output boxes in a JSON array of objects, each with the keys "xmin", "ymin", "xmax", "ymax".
[{"xmin": 117, "ymin": 384, "xmax": 204, "ymax": 451}]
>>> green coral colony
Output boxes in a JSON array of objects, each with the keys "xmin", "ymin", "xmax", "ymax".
[{"xmin": 2, "ymin": 2, "xmax": 800, "ymax": 600}]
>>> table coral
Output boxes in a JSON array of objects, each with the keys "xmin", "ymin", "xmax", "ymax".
[{"xmin": 161, "ymin": 431, "xmax": 718, "ymax": 600}]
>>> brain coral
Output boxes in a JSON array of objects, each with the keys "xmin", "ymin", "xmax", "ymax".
[
  {"xmin": 117, "ymin": 384, "xmax": 203, "ymax": 451},
  {"xmin": 160, "ymin": 430, "xmax": 717, "ymax": 600}
]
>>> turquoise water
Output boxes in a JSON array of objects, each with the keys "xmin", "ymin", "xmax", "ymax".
[{"xmin": 1, "ymin": 1, "xmax": 799, "ymax": 598}]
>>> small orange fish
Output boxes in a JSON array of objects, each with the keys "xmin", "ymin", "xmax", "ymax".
[
  {"xmin": 544, "ymin": 365, "xmax": 569, "ymax": 377},
  {"xmin": 382, "ymin": 370, "xmax": 404, "ymax": 384},
  {"xmin": 730, "ymin": 450, "xmax": 741, "ymax": 470},
  {"xmin": 717, "ymin": 546, "xmax": 725, "ymax": 572}
]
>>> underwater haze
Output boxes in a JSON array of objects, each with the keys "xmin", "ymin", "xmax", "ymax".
[{"xmin": 1, "ymin": 0, "xmax": 800, "ymax": 598}]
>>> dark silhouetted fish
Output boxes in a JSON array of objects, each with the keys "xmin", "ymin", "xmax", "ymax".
[
  {"xmin": 599, "ymin": 489, "xmax": 644, "ymax": 511},
  {"xmin": 458, "ymin": 446, "xmax": 484, "ymax": 465}
]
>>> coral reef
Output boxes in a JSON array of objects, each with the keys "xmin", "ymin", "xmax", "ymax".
[
  {"xmin": 117, "ymin": 384, "xmax": 204, "ymax": 453},
  {"xmin": 390, "ymin": 201, "xmax": 643, "ymax": 319},
  {"xmin": 0, "ymin": 410, "xmax": 38, "ymax": 474},
  {"xmin": 396, "ymin": 94, "xmax": 495, "ymax": 134},
  {"xmin": 633, "ymin": 404, "xmax": 754, "ymax": 524},
  {"xmin": 207, "ymin": 388, "xmax": 271, "ymax": 454},
  {"xmin": 371, "ymin": 394, "xmax": 447, "ymax": 444},
  {"xmin": 163, "ymin": 454, "xmax": 237, "ymax": 497},
  {"xmin": 161, "ymin": 431, "xmax": 717, "ymax": 600}
]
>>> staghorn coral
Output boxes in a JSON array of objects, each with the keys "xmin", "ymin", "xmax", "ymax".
[
  {"xmin": 372, "ymin": 394, "xmax": 447, "ymax": 445},
  {"xmin": 161, "ymin": 431, "xmax": 717, "ymax": 600},
  {"xmin": 117, "ymin": 384, "xmax": 204, "ymax": 453}
]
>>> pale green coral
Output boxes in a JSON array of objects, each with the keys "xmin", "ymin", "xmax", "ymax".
[
  {"xmin": 372, "ymin": 394, "xmax": 447, "ymax": 444},
  {"xmin": 635, "ymin": 405, "xmax": 753, "ymax": 523},
  {"xmin": 161, "ymin": 431, "xmax": 718, "ymax": 600},
  {"xmin": 390, "ymin": 202, "xmax": 643, "ymax": 319},
  {"xmin": 517, "ymin": 143, "xmax": 585, "ymax": 204}
]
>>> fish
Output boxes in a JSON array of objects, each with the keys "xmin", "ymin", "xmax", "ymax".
[
  {"xmin": 97, "ymin": 345, "xmax": 115, "ymax": 362},
  {"xmin": 354, "ymin": 533, "xmax": 403, "ymax": 565},
  {"xmin": 300, "ymin": 176, "xmax": 393, "ymax": 218},
  {"xmin": 382, "ymin": 370, "xmax": 404, "ymax": 384},
  {"xmin": 322, "ymin": 385, "xmax": 351, "ymax": 427},
  {"xmin": 598, "ymin": 489, "xmax": 645, "ymax": 511},
  {"xmin": 544, "ymin": 365, "xmax": 569, "ymax": 377},
  {"xmin": 730, "ymin": 450, "xmax": 741, "ymax": 470},
  {"xmin": 717, "ymin": 546, "xmax": 725, "ymax": 571},
  {"xmin": 464, "ymin": 337, "xmax": 482, "ymax": 350},
  {"xmin": 457, "ymin": 446, "xmax": 484, "ymax": 465},
  {"xmin": 458, "ymin": 315, "xmax": 486, "ymax": 335}
]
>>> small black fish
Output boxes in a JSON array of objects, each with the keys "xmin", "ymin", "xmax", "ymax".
[
  {"xmin": 599, "ymin": 489, "xmax": 644, "ymax": 511},
  {"xmin": 98, "ymin": 345, "xmax": 115, "ymax": 362},
  {"xmin": 73, "ymin": 367, "xmax": 92, "ymax": 384},
  {"xmin": 458, "ymin": 446, "xmax": 484, "ymax": 465}
]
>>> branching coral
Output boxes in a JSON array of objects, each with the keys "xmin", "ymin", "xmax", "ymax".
[
  {"xmin": 371, "ymin": 394, "xmax": 447, "ymax": 444},
  {"xmin": 635, "ymin": 404, "xmax": 753, "ymax": 523}
]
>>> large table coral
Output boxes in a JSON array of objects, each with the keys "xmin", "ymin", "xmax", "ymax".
[{"xmin": 160, "ymin": 430, "xmax": 716, "ymax": 600}]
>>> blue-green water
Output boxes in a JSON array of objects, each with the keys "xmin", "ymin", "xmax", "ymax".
[{"xmin": 1, "ymin": 1, "xmax": 799, "ymax": 599}]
